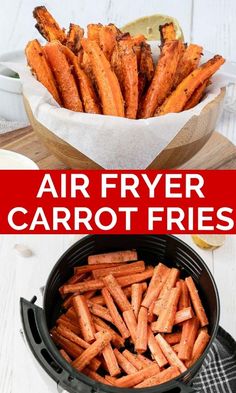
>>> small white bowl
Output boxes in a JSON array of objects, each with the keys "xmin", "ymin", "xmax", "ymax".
[
  {"xmin": 0, "ymin": 50, "xmax": 28, "ymax": 123},
  {"xmin": 0, "ymin": 149, "xmax": 39, "ymax": 169}
]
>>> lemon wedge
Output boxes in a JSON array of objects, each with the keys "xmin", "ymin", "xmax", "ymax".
[
  {"xmin": 121, "ymin": 14, "xmax": 184, "ymax": 41},
  {"xmin": 192, "ymin": 235, "xmax": 226, "ymax": 250}
]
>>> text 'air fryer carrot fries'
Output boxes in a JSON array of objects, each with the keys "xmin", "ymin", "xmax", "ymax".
[
  {"xmin": 26, "ymin": 6, "xmax": 225, "ymax": 118},
  {"xmin": 51, "ymin": 249, "xmax": 211, "ymax": 388}
]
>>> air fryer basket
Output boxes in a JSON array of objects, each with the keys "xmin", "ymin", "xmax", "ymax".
[{"xmin": 21, "ymin": 235, "xmax": 220, "ymax": 393}]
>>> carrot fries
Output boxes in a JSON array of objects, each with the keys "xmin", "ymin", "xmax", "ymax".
[{"xmin": 51, "ymin": 249, "xmax": 211, "ymax": 388}]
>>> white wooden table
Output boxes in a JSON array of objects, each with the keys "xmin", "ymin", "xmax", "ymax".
[
  {"xmin": 0, "ymin": 0, "xmax": 236, "ymax": 144},
  {"xmin": 0, "ymin": 234, "xmax": 235, "ymax": 393}
]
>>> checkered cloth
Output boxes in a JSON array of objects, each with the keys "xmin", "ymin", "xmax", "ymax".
[{"xmin": 192, "ymin": 327, "xmax": 236, "ymax": 393}]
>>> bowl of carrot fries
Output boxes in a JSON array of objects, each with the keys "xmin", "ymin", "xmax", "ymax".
[
  {"xmin": 20, "ymin": 235, "xmax": 219, "ymax": 392},
  {"xmin": 22, "ymin": 6, "xmax": 229, "ymax": 169}
]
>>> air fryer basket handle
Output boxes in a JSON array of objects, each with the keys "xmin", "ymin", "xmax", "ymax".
[{"xmin": 173, "ymin": 381, "xmax": 195, "ymax": 392}]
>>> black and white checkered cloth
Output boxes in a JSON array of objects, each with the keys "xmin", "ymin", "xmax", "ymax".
[{"xmin": 192, "ymin": 327, "xmax": 236, "ymax": 393}]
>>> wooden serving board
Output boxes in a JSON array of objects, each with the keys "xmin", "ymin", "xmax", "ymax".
[{"xmin": 0, "ymin": 126, "xmax": 236, "ymax": 169}]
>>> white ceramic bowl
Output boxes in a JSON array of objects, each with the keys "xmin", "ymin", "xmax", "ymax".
[
  {"xmin": 0, "ymin": 149, "xmax": 38, "ymax": 169},
  {"xmin": 0, "ymin": 50, "xmax": 28, "ymax": 123}
]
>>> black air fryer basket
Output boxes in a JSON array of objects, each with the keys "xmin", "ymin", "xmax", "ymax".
[{"xmin": 20, "ymin": 235, "xmax": 220, "ymax": 393}]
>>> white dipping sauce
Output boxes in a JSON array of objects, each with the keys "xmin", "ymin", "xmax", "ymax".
[{"xmin": 0, "ymin": 149, "xmax": 38, "ymax": 169}]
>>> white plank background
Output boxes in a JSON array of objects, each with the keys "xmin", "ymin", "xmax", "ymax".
[
  {"xmin": 0, "ymin": 0, "xmax": 235, "ymax": 144},
  {"xmin": 0, "ymin": 233, "xmax": 235, "ymax": 393}
]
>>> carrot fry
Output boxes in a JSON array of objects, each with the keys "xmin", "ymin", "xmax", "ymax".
[
  {"xmin": 147, "ymin": 301, "xmax": 156, "ymax": 323},
  {"xmin": 185, "ymin": 276, "xmax": 209, "ymax": 327},
  {"xmin": 103, "ymin": 274, "xmax": 132, "ymax": 312},
  {"xmin": 142, "ymin": 263, "xmax": 170, "ymax": 309},
  {"xmin": 66, "ymin": 23, "xmax": 84, "ymax": 54},
  {"xmin": 62, "ymin": 293, "xmax": 79, "ymax": 309},
  {"xmin": 157, "ymin": 55, "xmax": 225, "ymax": 116},
  {"xmin": 153, "ymin": 268, "xmax": 180, "ymax": 316},
  {"xmin": 139, "ymin": 42, "xmax": 155, "ymax": 84},
  {"xmin": 178, "ymin": 279, "xmax": 190, "ymax": 310},
  {"xmin": 87, "ymin": 301, "xmax": 114, "ymax": 323},
  {"xmin": 135, "ymin": 365, "xmax": 180, "ymax": 388},
  {"xmin": 33, "ymin": 6, "xmax": 66, "ymax": 43},
  {"xmin": 88, "ymin": 250, "xmax": 137, "ymax": 265},
  {"xmin": 84, "ymin": 368, "xmax": 110, "ymax": 384},
  {"xmin": 184, "ymin": 79, "xmax": 209, "ymax": 110},
  {"xmin": 72, "ymin": 330, "xmax": 112, "ymax": 371},
  {"xmin": 123, "ymin": 309, "xmax": 137, "ymax": 343},
  {"xmin": 74, "ymin": 262, "xmax": 126, "ymax": 275},
  {"xmin": 81, "ymin": 38, "xmax": 124, "ymax": 117},
  {"xmin": 93, "ymin": 316, "xmax": 125, "ymax": 348},
  {"xmin": 25, "ymin": 39, "xmax": 61, "ymax": 105},
  {"xmin": 57, "ymin": 317, "xmax": 80, "ymax": 336},
  {"xmin": 102, "ymin": 288, "xmax": 130, "ymax": 339},
  {"xmin": 62, "ymin": 45, "xmax": 101, "ymax": 114},
  {"xmin": 174, "ymin": 307, "xmax": 194, "ymax": 325},
  {"xmin": 57, "ymin": 325, "xmax": 89, "ymax": 349},
  {"xmin": 155, "ymin": 334, "xmax": 187, "ymax": 373},
  {"xmin": 44, "ymin": 41, "xmax": 83, "ymax": 112},
  {"xmin": 122, "ymin": 350, "xmax": 146, "ymax": 371},
  {"xmin": 114, "ymin": 348, "xmax": 138, "ymax": 374},
  {"xmin": 185, "ymin": 329, "xmax": 210, "ymax": 367},
  {"xmin": 163, "ymin": 332, "xmax": 182, "ymax": 345},
  {"xmin": 131, "ymin": 283, "xmax": 143, "ymax": 319},
  {"xmin": 87, "ymin": 23, "xmax": 103, "ymax": 44},
  {"xmin": 137, "ymin": 354, "xmax": 154, "ymax": 367},
  {"xmin": 93, "ymin": 261, "xmax": 145, "ymax": 279},
  {"xmin": 139, "ymin": 40, "xmax": 182, "ymax": 118},
  {"xmin": 147, "ymin": 327, "xmax": 168, "ymax": 367},
  {"xmin": 104, "ymin": 375, "xmax": 117, "ymax": 385},
  {"xmin": 135, "ymin": 306, "xmax": 148, "ymax": 353},
  {"xmin": 73, "ymin": 295, "xmax": 96, "ymax": 342},
  {"xmin": 118, "ymin": 268, "xmax": 154, "ymax": 286},
  {"xmin": 178, "ymin": 317, "xmax": 200, "ymax": 360},
  {"xmin": 59, "ymin": 349, "xmax": 72, "ymax": 363},
  {"xmin": 151, "ymin": 287, "xmax": 181, "ymax": 333},
  {"xmin": 90, "ymin": 283, "xmax": 146, "ymax": 306},
  {"xmin": 172, "ymin": 343, "xmax": 180, "ymax": 353},
  {"xmin": 115, "ymin": 363, "xmax": 160, "ymax": 388},
  {"xmin": 99, "ymin": 25, "xmax": 117, "ymax": 61},
  {"xmin": 159, "ymin": 23, "xmax": 176, "ymax": 45},
  {"xmin": 173, "ymin": 44, "xmax": 203, "ymax": 88},
  {"xmin": 99, "ymin": 340, "xmax": 120, "ymax": 376}
]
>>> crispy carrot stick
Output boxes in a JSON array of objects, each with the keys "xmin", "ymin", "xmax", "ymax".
[
  {"xmin": 184, "ymin": 79, "xmax": 209, "ymax": 110},
  {"xmin": 117, "ymin": 39, "xmax": 139, "ymax": 119},
  {"xmin": 44, "ymin": 41, "xmax": 83, "ymax": 112},
  {"xmin": 99, "ymin": 25, "xmax": 117, "ymax": 61},
  {"xmin": 139, "ymin": 42, "xmax": 155, "ymax": 83},
  {"xmin": 142, "ymin": 263, "xmax": 170, "ymax": 309},
  {"xmin": 185, "ymin": 276, "xmax": 209, "ymax": 327},
  {"xmin": 74, "ymin": 262, "xmax": 126, "ymax": 275},
  {"xmin": 153, "ymin": 268, "xmax": 180, "ymax": 316},
  {"xmin": 131, "ymin": 283, "xmax": 143, "ymax": 318},
  {"xmin": 102, "ymin": 288, "xmax": 130, "ymax": 339},
  {"xmin": 178, "ymin": 279, "xmax": 190, "ymax": 310},
  {"xmin": 90, "ymin": 284, "xmax": 134, "ymax": 305},
  {"xmin": 99, "ymin": 340, "xmax": 120, "ymax": 376},
  {"xmin": 163, "ymin": 332, "xmax": 182, "ymax": 345},
  {"xmin": 57, "ymin": 317, "xmax": 81, "ymax": 336},
  {"xmin": 157, "ymin": 55, "xmax": 225, "ymax": 116},
  {"xmin": 62, "ymin": 45, "xmax": 101, "ymax": 114},
  {"xmin": 135, "ymin": 365, "xmax": 180, "ymax": 388},
  {"xmin": 72, "ymin": 330, "xmax": 112, "ymax": 371},
  {"xmin": 178, "ymin": 317, "xmax": 200, "ymax": 360},
  {"xmin": 173, "ymin": 44, "xmax": 203, "ymax": 88},
  {"xmin": 159, "ymin": 23, "xmax": 176, "ymax": 45},
  {"xmin": 73, "ymin": 295, "xmax": 96, "ymax": 342},
  {"xmin": 84, "ymin": 368, "xmax": 110, "ymax": 384},
  {"xmin": 104, "ymin": 375, "xmax": 117, "ymax": 385},
  {"xmin": 93, "ymin": 261, "xmax": 145, "ymax": 279},
  {"xmin": 151, "ymin": 287, "xmax": 181, "ymax": 333},
  {"xmin": 123, "ymin": 309, "xmax": 137, "ymax": 343},
  {"xmin": 66, "ymin": 23, "xmax": 84, "ymax": 54},
  {"xmin": 139, "ymin": 40, "xmax": 182, "ymax": 118},
  {"xmin": 115, "ymin": 363, "xmax": 160, "ymax": 388},
  {"xmin": 87, "ymin": 301, "xmax": 113, "ymax": 323},
  {"xmin": 147, "ymin": 327, "xmax": 168, "ymax": 368},
  {"xmin": 135, "ymin": 306, "xmax": 148, "ymax": 353},
  {"xmin": 155, "ymin": 334, "xmax": 187, "ymax": 373},
  {"xmin": 137, "ymin": 354, "xmax": 154, "ymax": 367},
  {"xmin": 118, "ymin": 268, "xmax": 154, "ymax": 286},
  {"xmin": 103, "ymin": 274, "xmax": 132, "ymax": 312},
  {"xmin": 172, "ymin": 343, "xmax": 180, "ymax": 353},
  {"xmin": 147, "ymin": 301, "xmax": 156, "ymax": 323},
  {"xmin": 122, "ymin": 350, "xmax": 146, "ymax": 371},
  {"xmin": 57, "ymin": 325, "xmax": 89, "ymax": 349},
  {"xmin": 25, "ymin": 39, "xmax": 61, "ymax": 105},
  {"xmin": 114, "ymin": 348, "xmax": 138, "ymax": 374},
  {"xmin": 33, "ymin": 6, "xmax": 66, "ymax": 43},
  {"xmin": 93, "ymin": 316, "xmax": 125, "ymax": 348},
  {"xmin": 81, "ymin": 38, "xmax": 124, "ymax": 117},
  {"xmin": 174, "ymin": 307, "xmax": 194, "ymax": 325},
  {"xmin": 88, "ymin": 250, "xmax": 137, "ymax": 265},
  {"xmin": 185, "ymin": 329, "xmax": 210, "ymax": 367},
  {"xmin": 59, "ymin": 349, "xmax": 72, "ymax": 363},
  {"xmin": 87, "ymin": 23, "xmax": 103, "ymax": 44}
]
